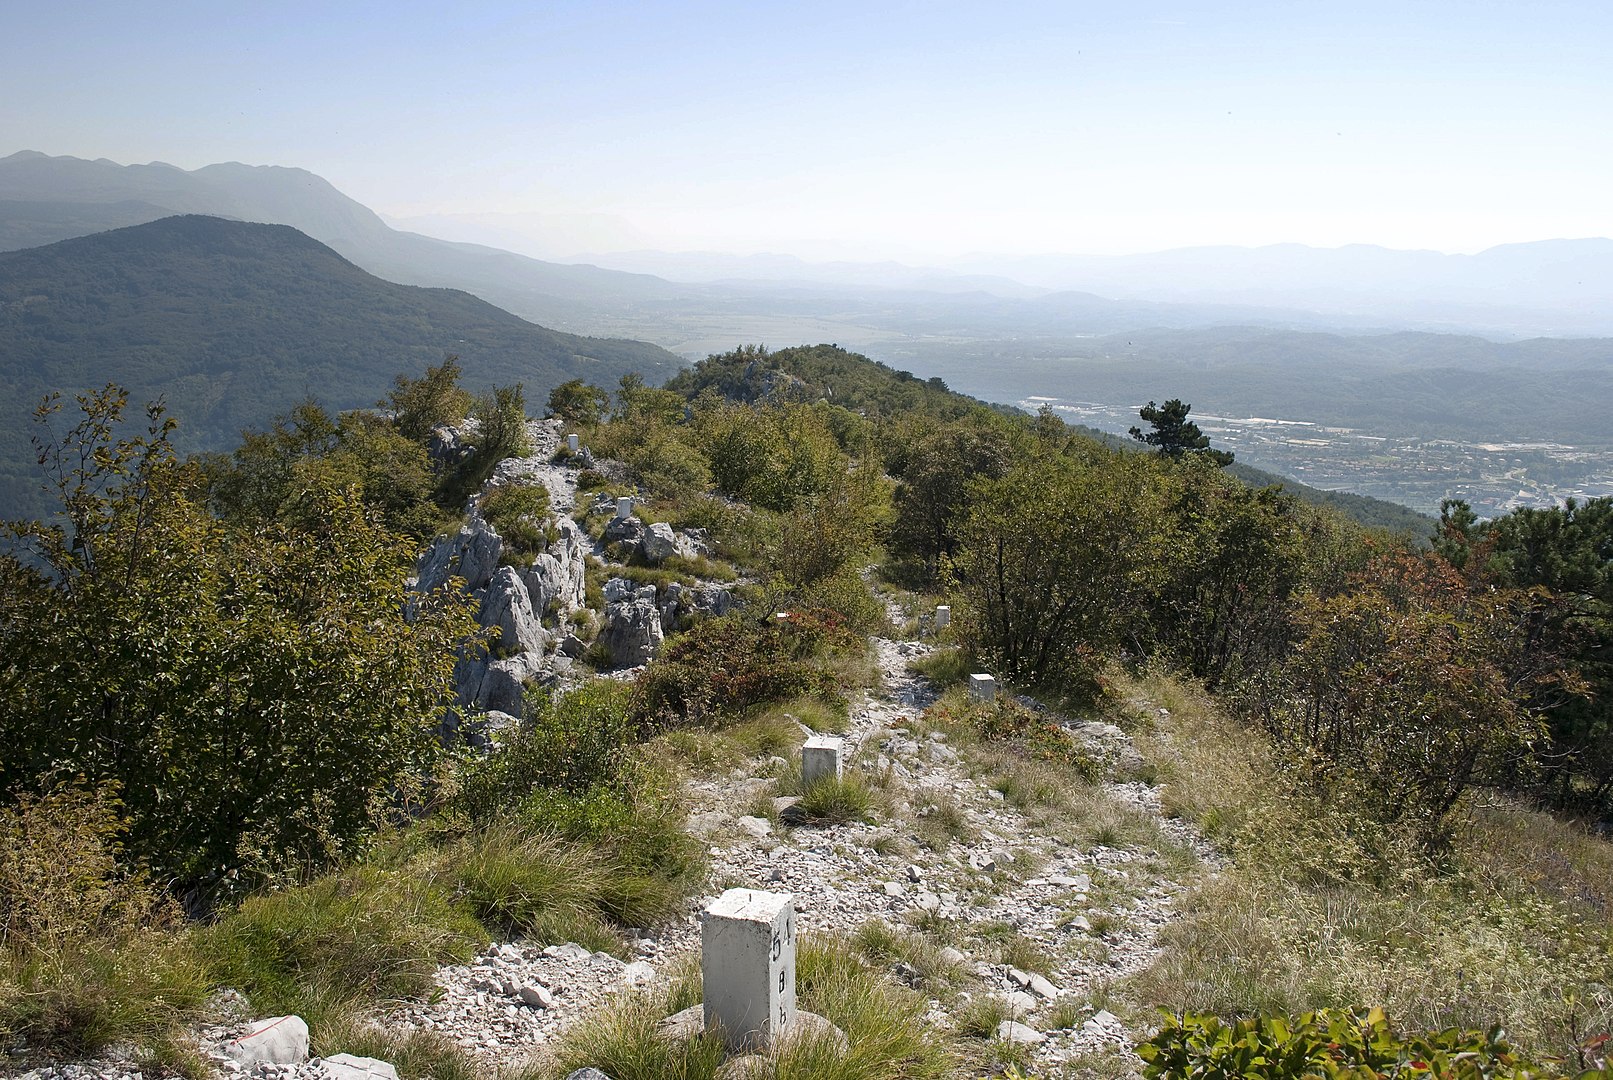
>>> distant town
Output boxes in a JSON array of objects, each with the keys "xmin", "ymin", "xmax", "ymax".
[{"xmin": 1026, "ymin": 397, "xmax": 1613, "ymax": 519}]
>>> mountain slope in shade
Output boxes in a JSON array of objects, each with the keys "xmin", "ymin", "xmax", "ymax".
[{"xmin": 0, "ymin": 214, "xmax": 683, "ymax": 518}]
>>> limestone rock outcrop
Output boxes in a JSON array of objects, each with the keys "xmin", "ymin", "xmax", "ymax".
[
  {"xmin": 638, "ymin": 521, "xmax": 679, "ymax": 564},
  {"xmin": 522, "ymin": 516, "xmax": 589, "ymax": 616},
  {"xmin": 415, "ymin": 509, "xmax": 502, "ymax": 594},
  {"xmin": 658, "ymin": 582, "xmax": 734, "ymax": 632},
  {"xmin": 481, "ymin": 567, "xmax": 547, "ymax": 657},
  {"xmin": 601, "ymin": 582, "xmax": 664, "ymax": 668}
]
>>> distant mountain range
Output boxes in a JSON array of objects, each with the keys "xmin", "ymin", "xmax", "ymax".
[
  {"xmin": 9, "ymin": 151, "xmax": 1613, "ymax": 341},
  {"xmin": 0, "ymin": 150, "xmax": 695, "ymax": 334},
  {"xmin": 950, "ymin": 241, "xmax": 1613, "ymax": 339},
  {"xmin": 0, "ymin": 214, "xmax": 681, "ymax": 519}
]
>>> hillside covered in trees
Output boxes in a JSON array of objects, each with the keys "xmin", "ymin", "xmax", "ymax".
[
  {"xmin": 1, "ymin": 343, "xmax": 1609, "ymax": 1079},
  {"xmin": 0, "ymin": 214, "xmax": 682, "ymax": 518}
]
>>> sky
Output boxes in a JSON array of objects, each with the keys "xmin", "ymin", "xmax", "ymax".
[{"xmin": 4, "ymin": 0, "xmax": 1611, "ymax": 261}]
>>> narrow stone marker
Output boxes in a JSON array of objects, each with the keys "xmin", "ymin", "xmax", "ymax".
[
  {"xmin": 703, "ymin": 888, "xmax": 796, "ymax": 1051},
  {"xmin": 934, "ymin": 604, "xmax": 951, "ymax": 629},
  {"xmin": 801, "ymin": 735, "xmax": 843, "ymax": 787},
  {"xmin": 566, "ymin": 433, "xmax": 580, "ymax": 453},
  {"xmin": 615, "ymin": 496, "xmax": 633, "ymax": 519},
  {"xmin": 969, "ymin": 673, "xmax": 997, "ymax": 703}
]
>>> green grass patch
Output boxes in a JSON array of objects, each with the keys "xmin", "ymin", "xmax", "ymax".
[
  {"xmin": 908, "ymin": 647, "xmax": 971, "ymax": 689},
  {"xmin": 797, "ymin": 774, "xmax": 876, "ymax": 825},
  {"xmin": 202, "ymin": 860, "xmax": 482, "ymax": 1025},
  {"xmin": 545, "ymin": 935, "xmax": 959, "ymax": 1080}
]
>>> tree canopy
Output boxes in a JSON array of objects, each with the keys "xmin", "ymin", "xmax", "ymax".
[{"xmin": 1130, "ymin": 398, "xmax": 1234, "ymax": 466}]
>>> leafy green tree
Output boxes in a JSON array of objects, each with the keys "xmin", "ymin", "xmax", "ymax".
[
  {"xmin": 385, "ymin": 356, "xmax": 474, "ymax": 444},
  {"xmin": 436, "ymin": 383, "xmax": 531, "ymax": 511},
  {"xmin": 613, "ymin": 372, "xmax": 686, "ymax": 427},
  {"xmin": 695, "ymin": 401, "xmax": 848, "ymax": 513},
  {"xmin": 0, "ymin": 387, "xmax": 478, "ymax": 900},
  {"xmin": 546, "ymin": 379, "xmax": 612, "ymax": 427},
  {"xmin": 1148, "ymin": 466, "xmax": 1329, "ymax": 686},
  {"xmin": 207, "ymin": 400, "xmax": 443, "ymax": 540},
  {"xmin": 954, "ymin": 447, "xmax": 1173, "ymax": 697},
  {"xmin": 1130, "ymin": 398, "xmax": 1233, "ymax": 466},
  {"xmin": 1441, "ymin": 497, "xmax": 1613, "ymax": 809},
  {"xmin": 888, "ymin": 421, "xmax": 1012, "ymax": 579}
]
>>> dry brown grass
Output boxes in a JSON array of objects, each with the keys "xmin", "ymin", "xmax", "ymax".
[{"xmin": 1114, "ymin": 666, "xmax": 1613, "ymax": 1062}]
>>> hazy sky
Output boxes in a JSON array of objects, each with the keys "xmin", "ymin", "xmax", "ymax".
[{"xmin": 5, "ymin": 1, "xmax": 1610, "ymax": 260}]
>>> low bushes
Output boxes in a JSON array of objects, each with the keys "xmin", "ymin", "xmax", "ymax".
[
  {"xmin": 632, "ymin": 610, "xmax": 865, "ymax": 728},
  {"xmin": 1124, "ymin": 668, "xmax": 1613, "ymax": 1065},
  {"xmin": 0, "ymin": 787, "xmax": 210, "ymax": 1058},
  {"xmin": 1139, "ymin": 1008, "xmax": 1613, "ymax": 1079}
]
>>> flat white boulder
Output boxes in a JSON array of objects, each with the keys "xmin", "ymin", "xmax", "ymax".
[
  {"xmin": 226, "ymin": 1015, "xmax": 309, "ymax": 1066},
  {"xmin": 995, "ymin": 1019, "xmax": 1046, "ymax": 1045},
  {"xmin": 322, "ymin": 1053, "xmax": 400, "ymax": 1079}
]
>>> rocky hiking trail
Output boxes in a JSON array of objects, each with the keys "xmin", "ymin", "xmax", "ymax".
[
  {"xmin": 382, "ymin": 584, "xmax": 1212, "ymax": 1077},
  {"xmin": 13, "ymin": 428, "xmax": 1213, "ymax": 1080}
]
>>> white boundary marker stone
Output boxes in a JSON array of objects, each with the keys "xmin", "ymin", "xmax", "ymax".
[
  {"xmin": 801, "ymin": 735, "xmax": 843, "ymax": 787},
  {"xmin": 566, "ymin": 433, "xmax": 580, "ymax": 453},
  {"xmin": 968, "ymin": 673, "xmax": 996, "ymax": 703},
  {"xmin": 615, "ymin": 496, "xmax": 633, "ymax": 519},
  {"xmin": 703, "ymin": 888, "xmax": 796, "ymax": 1051},
  {"xmin": 934, "ymin": 605, "xmax": 951, "ymax": 630}
]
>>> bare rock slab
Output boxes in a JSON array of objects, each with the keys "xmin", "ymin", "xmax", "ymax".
[
  {"xmin": 995, "ymin": 1020, "xmax": 1046, "ymax": 1045},
  {"xmin": 322, "ymin": 1054, "xmax": 400, "ymax": 1080},
  {"xmin": 226, "ymin": 1015, "xmax": 309, "ymax": 1067}
]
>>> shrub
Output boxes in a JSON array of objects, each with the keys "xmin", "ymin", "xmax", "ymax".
[
  {"xmin": 1, "ymin": 389, "xmax": 480, "ymax": 898},
  {"xmin": 631, "ymin": 611, "xmax": 860, "ymax": 728},
  {"xmin": 479, "ymin": 482, "xmax": 551, "ymax": 564},
  {"xmin": 0, "ymin": 787, "xmax": 209, "ymax": 1058},
  {"xmin": 456, "ymin": 681, "xmax": 638, "ymax": 819},
  {"xmin": 1137, "ymin": 1008, "xmax": 1611, "ymax": 1079}
]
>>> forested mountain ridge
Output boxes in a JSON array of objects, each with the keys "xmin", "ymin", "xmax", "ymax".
[{"xmin": 0, "ymin": 214, "xmax": 682, "ymax": 518}]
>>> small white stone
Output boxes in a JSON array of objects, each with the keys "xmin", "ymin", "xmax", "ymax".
[
  {"xmin": 518, "ymin": 985, "xmax": 553, "ymax": 1009},
  {"xmin": 737, "ymin": 815, "xmax": 773, "ymax": 839},
  {"xmin": 995, "ymin": 1020, "xmax": 1045, "ymax": 1045}
]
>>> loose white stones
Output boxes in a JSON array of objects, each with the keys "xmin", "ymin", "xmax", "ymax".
[
  {"xmin": 615, "ymin": 496, "xmax": 633, "ymax": 519},
  {"xmin": 968, "ymin": 673, "xmax": 997, "ymax": 703},
  {"xmin": 934, "ymin": 605, "xmax": 951, "ymax": 629},
  {"xmin": 801, "ymin": 735, "xmax": 843, "ymax": 788},
  {"xmin": 702, "ymin": 888, "xmax": 796, "ymax": 1051},
  {"xmin": 566, "ymin": 433, "xmax": 580, "ymax": 453}
]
